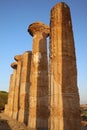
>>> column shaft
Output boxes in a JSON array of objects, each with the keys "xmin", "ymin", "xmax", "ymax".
[
  {"xmin": 18, "ymin": 51, "xmax": 32, "ymax": 125},
  {"xmin": 49, "ymin": 2, "xmax": 81, "ymax": 130},
  {"xmin": 28, "ymin": 22, "xmax": 49, "ymax": 130},
  {"xmin": 4, "ymin": 63, "xmax": 17, "ymax": 117},
  {"xmin": 4, "ymin": 74, "xmax": 13, "ymax": 115},
  {"xmin": 12, "ymin": 56, "xmax": 22, "ymax": 120}
]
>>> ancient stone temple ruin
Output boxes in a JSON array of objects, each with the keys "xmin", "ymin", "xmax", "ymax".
[{"xmin": 4, "ymin": 2, "xmax": 82, "ymax": 130}]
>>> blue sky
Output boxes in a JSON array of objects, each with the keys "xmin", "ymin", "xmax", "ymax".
[{"xmin": 0, "ymin": 0, "xmax": 87, "ymax": 104}]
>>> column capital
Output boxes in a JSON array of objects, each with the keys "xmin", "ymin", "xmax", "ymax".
[
  {"xmin": 14, "ymin": 55, "xmax": 22, "ymax": 61},
  {"xmin": 23, "ymin": 51, "xmax": 32, "ymax": 55},
  {"xmin": 28, "ymin": 21, "xmax": 50, "ymax": 37},
  {"xmin": 11, "ymin": 62, "xmax": 17, "ymax": 69}
]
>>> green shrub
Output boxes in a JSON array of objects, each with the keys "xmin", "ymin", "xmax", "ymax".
[
  {"xmin": 82, "ymin": 115, "xmax": 87, "ymax": 121},
  {"xmin": 0, "ymin": 91, "xmax": 8, "ymax": 110}
]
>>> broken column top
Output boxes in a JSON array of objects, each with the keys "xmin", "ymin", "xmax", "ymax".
[
  {"xmin": 28, "ymin": 21, "xmax": 50, "ymax": 37},
  {"xmin": 23, "ymin": 51, "xmax": 32, "ymax": 55},
  {"xmin": 51, "ymin": 2, "xmax": 69, "ymax": 10},
  {"xmin": 14, "ymin": 55, "xmax": 22, "ymax": 61},
  {"xmin": 11, "ymin": 62, "xmax": 17, "ymax": 69}
]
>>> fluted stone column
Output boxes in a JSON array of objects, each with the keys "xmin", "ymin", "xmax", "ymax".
[
  {"xmin": 9, "ymin": 62, "xmax": 17, "ymax": 117},
  {"xmin": 4, "ymin": 62, "xmax": 17, "ymax": 117},
  {"xmin": 28, "ymin": 22, "xmax": 49, "ymax": 130},
  {"xmin": 12, "ymin": 55, "xmax": 22, "ymax": 120},
  {"xmin": 4, "ymin": 74, "xmax": 13, "ymax": 115},
  {"xmin": 49, "ymin": 2, "xmax": 81, "ymax": 130},
  {"xmin": 18, "ymin": 51, "xmax": 32, "ymax": 125}
]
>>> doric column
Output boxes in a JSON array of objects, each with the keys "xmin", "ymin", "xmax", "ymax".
[
  {"xmin": 49, "ymin": 2, "xmax": 81, "ymax": 130},
  {"xmin": 18, "ymin": 51, "xmax": 32, "ymax": 125},
  {"xmin": 28, "ymin": 22, "xmax": 49, "ymax": 130},
  {"xmin": 12, "ymin": 55, "xmax": 22, "ymax": 120},
  {"xmin": 4, "ymin": 74, "xmax": 13, "ymax": 115},
  {"xmin": 9, "ymin": 62, "xmax": 17, "ymax": 117},
  {"xmin": 4, "ymin": 62, "xmax": 17, "ymax": 117}
]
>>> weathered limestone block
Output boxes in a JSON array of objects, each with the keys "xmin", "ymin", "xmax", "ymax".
[
  {"xmin": 49, "ymin": 2, "xmax": 81, "ymax": 130},
  {"xmin": 12, "ymin": 55, "xmax": 22, "ymax": 120},
  {"xmin": 18, "ymin": 51, "xmax": 32, "ymax": 125},
  {"xmin": 4, "ymin": 104, "xmax": 9, "ymax": 115},
  {"xmin": 28, "ymin": 22, "xmax": 49, "ymax": 130}
]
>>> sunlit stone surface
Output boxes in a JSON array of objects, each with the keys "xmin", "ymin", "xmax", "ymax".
[
  {"xmin": 28, "ymin": 22, "xmax": 49, "ymax": 130},
  {"xmin": 49, "ymin": 2, "xmax": 82, "ymax": 130}
]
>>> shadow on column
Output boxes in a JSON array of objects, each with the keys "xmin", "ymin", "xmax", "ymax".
[
  {"xmin": 62, "ymin": 5, "xmax": 82, "ymax": 130},
  {"xmin": 36, "ymin": 37, "xmax": 49, "ymax": 130},
  {"xmin": 24, "ymin": 52, "xmax": 32, "ymax": 125}
]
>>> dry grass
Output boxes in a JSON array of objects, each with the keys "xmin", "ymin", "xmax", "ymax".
[{"xmin": 0, "ymin": 112, "xmax": 27, "ymax": 130}]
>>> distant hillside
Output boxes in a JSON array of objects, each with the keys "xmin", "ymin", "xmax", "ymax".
[
  {"xmin": 81, "ymin": 104, "xmax": 87, "ymax": 127},
  {"xmin": 0, "ymin": 91, "xmax": 8, "ymax": 111}
]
